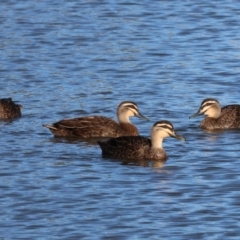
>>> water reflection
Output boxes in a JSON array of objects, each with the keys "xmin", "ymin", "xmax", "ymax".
[
  {"xmin": 0, "ymin": 120, "xmax": 14, "ymax": 126},
  {"xmin": 49, "ymin": 136, "xmax": 166, "ymax": 168},
  {"xmin": 102, "ymin": 156, "xmax": 165, "ymax": 168},
  {"xmin": 49, "ymin": 136, "xmax": 111, "ymax": 145},
  {"xmin": 203, "ymin": 128, "xmax": 240, "ymax": 134},
  {"xmin": 203, "ymin": 129, "xmax": 226, "ymax": 134}
]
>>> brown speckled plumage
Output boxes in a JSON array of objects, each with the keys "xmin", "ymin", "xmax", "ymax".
[
  {"xmin": 98, "ymin": 136, "xmax": 168, "ymax": 161},
  {"xmin": 98, "ymin": 120, "xmax": 185, "ymax": 161},
  {"xmin": 0, "ymin": 98, "xmax": 22, "ymax": 119},
  {"xmin": 190, "ymin": 98, "xmax": 240, "ymax": 130},
  {"xmin": 43, "ymin": 101, "xmax": 148, "ymax": 138},
  {"xmin": 43, "ymin": 116, "xmax": 140, "ymax": 138}
]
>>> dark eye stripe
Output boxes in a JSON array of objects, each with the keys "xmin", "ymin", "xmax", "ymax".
[
  {"xmin": 120, "ymin": 101, "xmax": 138, "ymax": 109},
  {"xmin": 154, "ymin": 122, "xmax": 173, "ymax": 131},
  {"xmin": 124, "ymin": 104, "xmax": 138, "ymax": 111},
  {"xmin": 159, "ymin": 125, "xmax": 173, "ymax": 131},
  {"xmin": 154, "ymin": 121, "xmax": 173, "ymax": 131},
  {"xmin": 201, "ymin": 98, "xmax": 218, "ymax": 105},
  {"xmin": 201, "ymin": 102, "xmax": 215, "ymax": 110}
]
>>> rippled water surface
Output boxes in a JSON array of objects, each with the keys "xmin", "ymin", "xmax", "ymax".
[{"xmin": 1, "ymin": 0, "xmax": 240, "ymax": 239}]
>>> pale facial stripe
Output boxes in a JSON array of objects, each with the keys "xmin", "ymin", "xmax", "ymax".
[
  {"xmin": 200, "ymin": 100, "xmax": 218, "ymax": 112},
  {"xmin": 121, "ymin": 102, "xmax": 138, "ymax": 108},
  {"xmin": 121, "ymin": 102, "xmax": 139, "ymax": 115},
  {"xmin": 154, "ymin": 122, "xmax": 173, "ymax": 132}
]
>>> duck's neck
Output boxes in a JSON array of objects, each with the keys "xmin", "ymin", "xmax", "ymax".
[
  {"xmin": 118, "ymin": 114, "xmax": 131, "ymax": 123},
  {"xmin": 151, "ymin": 135, "xmax": 163, "ymax": 149},
  {"xmin": 119, "ymin": 122, "xmax": 138, "ymax": 135}
]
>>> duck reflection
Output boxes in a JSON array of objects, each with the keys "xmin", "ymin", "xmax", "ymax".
[{"xmin": 110, "ymin": 158, "xmax": 165, "ymax": 168}]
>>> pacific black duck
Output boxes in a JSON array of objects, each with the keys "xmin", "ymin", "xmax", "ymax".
[
  {"xmin": 97, "ymin": 120, "xmax": 185, "ymax": 161},
  {"xmin": 0, "ymin": 98, "xmax": 22, "ymax": 119},
  {"xmin": 43, "ymin": 101, "xmax": 148, "ymax": 138},
  {"xmin": 189, "ymin": 98, "xmax": 240, "ymax": 129}
]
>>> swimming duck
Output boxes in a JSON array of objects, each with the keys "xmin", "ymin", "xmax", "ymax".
[
  {"xmin": 97, "ymin": 120, "xmax": 185, "ymax": 161},
  {"xmin": 0, "ymin": 98, "xmax": 22, "ymax": 119},
  {"xmin": 189, "ymin": 98, "xmax": 240, "ymax": 130},
  {"xmin": 43, "ymin": 101, "xmax": 149, "ymax": 138}
]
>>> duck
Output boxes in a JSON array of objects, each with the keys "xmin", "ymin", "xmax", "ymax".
[
  {"xmin": 43, "ymin": 101, "xmax": 149, "ymax": 138},
  {"xmin": 97, "ymin": 120, "xmax": 185, "ymax": 161},
  {"xmin": 189, "ymin": 98, "xmax": 240, "ymax": 130},
  {"xmin": 0, "ymin": 98, "xmax": 22, "ymax": 119}
]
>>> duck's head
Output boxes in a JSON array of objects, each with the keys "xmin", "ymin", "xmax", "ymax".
[
  {"xmin": 151, "ymin": 120, "xmax": 185, "ymax": 148},
  {"xmin": 117, "ymin": 101, "xmax": 149, "ymax": 123},
  {"xmin": 189, "ymin": 98, "xmax": 221, "ymax": 119}
]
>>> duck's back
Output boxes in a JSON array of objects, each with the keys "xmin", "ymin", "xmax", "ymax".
[
  {"xmin": 98, "ymin": 136, "xmax": 151, "ymax": 160},
  {"xmin": 201, "ymin": 105, "xmax": 240, "ymax": 129},
  {"xmin": 0, "ymin": 98, "xmax": 22, "ymax": 119},
  {"xmin": 45, "ymin": 116, "xmax": 139, "ymax": 138}
]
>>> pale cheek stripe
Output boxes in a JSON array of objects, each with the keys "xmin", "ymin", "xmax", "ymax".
[
  {"xmin": 125, "ymin": 105, "xmax": 138, "ymax": 111},
  {"xmin": 157, "ymin": 125, "xmax": 173, "ymax": 132},
  {"xmin": 201, "ymin": 102, "xmax": 215, "ymax": 111}
]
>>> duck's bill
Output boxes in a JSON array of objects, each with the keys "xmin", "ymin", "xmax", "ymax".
[
  {"xmin": 189, "ymin": 111, "xmax": 201, "ymax": 119},
  {"xmin": 136, "ymin": 111, "xmax": 149, "ymax": 121},
  {"xmin": 173, "ymin": 133, "xmax": 186, "ymax": 141}
]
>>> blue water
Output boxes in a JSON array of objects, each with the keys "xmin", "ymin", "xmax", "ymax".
[{"xmin": 1, "ymin": 0, "xmax": 240, "ymax": 239}]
